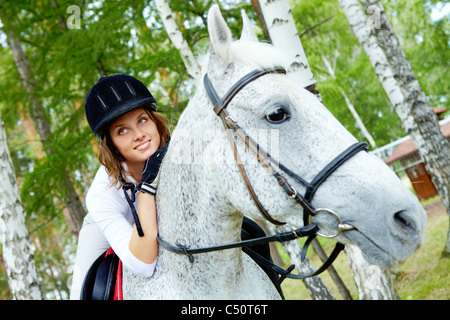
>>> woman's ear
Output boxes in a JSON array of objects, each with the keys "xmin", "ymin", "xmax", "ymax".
[{"xmin": 207, "ymin": 4, "xmax": 232, "ymax": 67}]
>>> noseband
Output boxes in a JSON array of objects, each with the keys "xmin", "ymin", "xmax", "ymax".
[{"xmin": 157, "ymin": 67, "xmax": 369, "ymax": 283}]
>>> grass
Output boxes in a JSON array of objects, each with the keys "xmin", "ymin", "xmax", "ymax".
[{"xmin": 280, "ymin": 199, "xmax": 449, "ymax": 300}]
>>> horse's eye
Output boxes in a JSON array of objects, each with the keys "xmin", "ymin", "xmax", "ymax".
[{"xmin": 265, "ymin": 108, "xmax": 291, "ymax": 124}]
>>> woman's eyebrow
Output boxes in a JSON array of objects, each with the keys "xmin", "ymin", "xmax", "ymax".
[
  {"xmin": 111, "ymin": 111, "xmax": 148, "ymax": 132},
  {"xmin": 111, "ymin": 122, "xmax": 125, "ymax": 132},
  {"xmin": 136, "ymin": 111, "xmax": 147, "ymax": 119}
]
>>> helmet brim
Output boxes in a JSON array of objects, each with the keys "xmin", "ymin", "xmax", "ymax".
[{"xmin": 94, "ymin": 97, "xmax": 157, "ymax": 139}]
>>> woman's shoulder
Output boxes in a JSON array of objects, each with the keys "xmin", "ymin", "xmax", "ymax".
[
  {"xmin": 86, "ymin": 166, "xmax": 122, "ymax": 200},
  {"xmin": 85, "ymin": 166, "xmax": 135, "ymax": 228}
]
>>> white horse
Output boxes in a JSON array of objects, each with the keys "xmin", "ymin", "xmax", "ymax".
[{"xmin": 122, "ymin": 5, "xmax": 426, "ymax": 299}]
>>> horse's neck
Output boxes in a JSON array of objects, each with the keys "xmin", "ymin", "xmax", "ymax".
[{"xmin": 156, "ymin": 93, "xmax": 244, "ymax": 267}]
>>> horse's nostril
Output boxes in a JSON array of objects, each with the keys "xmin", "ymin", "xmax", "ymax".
[{"xmin": 394, "ymin": 210, "xmax": 413, "ymax": 231}]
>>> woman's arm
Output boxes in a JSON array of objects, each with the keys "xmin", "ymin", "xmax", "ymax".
[
  {"xmin": 128, "ymin": 142, "xmax": 168, "ymax": 265},
  {"xmin": 128, "ymin": 192, "xmax": 158, "ymax": 264},
  {"xmin": 86, "ymin": 166, "xmax": 156, "ymax": 276}
]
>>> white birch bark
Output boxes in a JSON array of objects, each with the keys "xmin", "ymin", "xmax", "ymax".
[
  {"xmin": 0, "ymin": 115, "xmax": 42, "ymax": 300},
  {"xmin": 155, "ymin": 0, "xmax": 201, "ymax": 80},
  {"xmin": 358, "ymin": 0, "xmax": 450, "ymax": 256},
  {"xmin": 338, "ymin": 0, "xmax": 406, "ymax": 299},
  {"xmin": 345, "ymin": 245, "xmax": 399, "ymax": 300},
  {"xmin": 321, "ymin": 53, "xmax": 376, "ymax": 148},
  {"xmin": 252, "ymin": 0, "xmax": 316, "ymax": 89}
]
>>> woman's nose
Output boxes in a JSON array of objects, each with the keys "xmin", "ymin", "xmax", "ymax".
[{"xmin": 133, "ymin": 127, "xmax": 146, "ymax": 140}]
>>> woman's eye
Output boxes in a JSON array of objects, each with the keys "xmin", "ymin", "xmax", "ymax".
[
  {"xmin": 138, "ymin": 118, "xmax": 148, "ymax": 125},
  {"xmin": 265, "ymin": 108, "xmax": 291, "ymax": 124},
  {"xmin": 118, "ymin": 128, "xmax": 128, "ymax": 135}
]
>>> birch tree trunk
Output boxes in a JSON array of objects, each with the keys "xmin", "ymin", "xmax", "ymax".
[
  {"xmin": 345, "ymin": 245, "xmax": 398, "ymax": 299},
  {"xmin": 357, "ymin": 0, "xmax": 450, "ymax": 256},
  {"xmin": 251, "ymin": 0, "xmax": 318, "ymax": 96},
  {"xmin": 3, "ymin": 25, "xmax": 85, "ymax": 236},
  {"xmin": 0, "ymin": 114, "xmax": 42, "ymax": 300},
  {"xmin": 155, "ymin": 0, "xmax": 201, "ymax": 80}
]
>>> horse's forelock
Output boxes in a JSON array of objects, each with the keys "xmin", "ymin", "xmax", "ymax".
[
  {"xmin": 199, "ymin": 40, "xmax": 288, "ymax": 79},
  {"xmin": 230, "ymin": 40, "xmax": 288, "ymax": 70}
]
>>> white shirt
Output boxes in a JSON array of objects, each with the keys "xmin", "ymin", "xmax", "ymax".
[{"xmin": 85, "ymin": 165, "xmax": 157, "ymax": 277}]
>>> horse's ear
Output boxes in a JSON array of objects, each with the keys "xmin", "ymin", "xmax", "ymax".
[
  {"xmin": 240, "ymin": 10, "xmax": 258, "ymax": 42},
  {"xmin": 207, "ymin": 4, "xmax": 232, "ymax": 66}
]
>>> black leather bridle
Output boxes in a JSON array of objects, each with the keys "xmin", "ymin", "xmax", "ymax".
[
  {"xmin": 203, "ymin": 67, "xmax": 369, "ymax": 230},
  {"xmin": 157, "ymin": 67, "xmax": 369, "ymax": 281}
]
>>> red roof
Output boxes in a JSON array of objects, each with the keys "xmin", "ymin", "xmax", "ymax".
[{"xmin": 385, "ymin": 119, "xmax": 450, "ymax": 164}]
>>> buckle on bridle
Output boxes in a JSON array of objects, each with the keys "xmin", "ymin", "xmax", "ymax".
[{"xmin": 309, "ymin": 208, "xmax": 355, "ymax": 238}]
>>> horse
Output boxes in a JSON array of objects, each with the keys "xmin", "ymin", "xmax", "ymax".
[{"xmin": 122, "ymin": 5, "xmax": 426, "ymax": 299}]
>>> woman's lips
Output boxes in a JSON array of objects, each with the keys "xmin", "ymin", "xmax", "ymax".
[{"xmin": 135, "ymin": 140, "xmax": 151, "ymax": 151}]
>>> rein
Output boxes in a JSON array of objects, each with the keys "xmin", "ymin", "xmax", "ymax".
[
  {"xmin": 158, "ymin": 224, "xmax": 319, "ymax": 263},
  {"xmin": 157, "ymin": 67, "xmax": 368, "ymax": 282},
  {"xmin": 157, "ymin": 224, "xmax": 346, "ymax": 282}
]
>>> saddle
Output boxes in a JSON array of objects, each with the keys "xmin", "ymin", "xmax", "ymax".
[
  {"xmin": 80, "ymin": 248, "xmax": 122, "ymax": 300},
  {"xmin": 80, "ymin": 217, "xmax": 283, "ymax": 300}
]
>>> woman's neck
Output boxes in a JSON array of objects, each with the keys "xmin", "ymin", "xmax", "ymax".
[{"xmin": 124, "ymin": 161, "xmax": 144, "ymax": 182}]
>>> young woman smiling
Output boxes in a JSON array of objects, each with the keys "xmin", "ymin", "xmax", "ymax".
[{"xmin": 70, "ymin": 74, "xmax": 170, "ymax": 299}]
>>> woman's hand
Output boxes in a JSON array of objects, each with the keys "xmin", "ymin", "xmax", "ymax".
[{"xmin": 137, "ymin": 142, "xmax": 169, "ymax": 195}]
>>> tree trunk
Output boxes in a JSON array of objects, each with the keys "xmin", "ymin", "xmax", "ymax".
[
  {"xmin": 357, "ymin": 0, "xmax": 450, "ymax": 256},
  {"xmin": 251, "ymin": 0, "xmax": 319, "ymax": 96},
  {"xmin": 0, "ymin": 114, "xmax": 42, "ymax": 300},
  {"xmin": 345, "ymin": 245, "xmax": 399, "ymax": 299},
  {"xmin": 155, "ymin": 0, "xmax": 201, "ymax": 80},
  {"xmin": 5, "ymin": 30, "xmax": 52, "ymax": 144},
  {"xmin": 3, "ymin": 25, "xmax": 85, "ymax": 236}
]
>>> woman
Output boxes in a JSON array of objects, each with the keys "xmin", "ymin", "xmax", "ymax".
[{"xmin": 70, "ymin": 74, "xmax": 170, "ymax": 299}]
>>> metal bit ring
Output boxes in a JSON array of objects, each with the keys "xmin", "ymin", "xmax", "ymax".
[{"xmin": 309, "ymin": 208, "xmax": 355, "ymax": 238}]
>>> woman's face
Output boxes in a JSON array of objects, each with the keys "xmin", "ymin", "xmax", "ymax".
[{"xmin": 108, "ymin": 108, "xmax": 161, "ymax": 168}]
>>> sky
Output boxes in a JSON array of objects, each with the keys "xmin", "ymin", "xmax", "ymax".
[{"xmin": 430, "ymin": 1, "xmax": 450, "ymax": 20}]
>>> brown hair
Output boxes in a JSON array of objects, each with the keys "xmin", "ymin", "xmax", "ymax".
[{"xmin": 98, "ymin": 108, "xmax": 170, "ymax": 188}]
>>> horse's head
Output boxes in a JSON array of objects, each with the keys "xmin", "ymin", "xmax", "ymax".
[{"xmin": 198, "ymin": 5, "xmax": 426, "ymax": 268}]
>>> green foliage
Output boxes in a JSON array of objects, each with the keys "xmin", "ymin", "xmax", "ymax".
[{"xmin": 383, "ymin": 0, "xmax": 449, "ymax": 108}]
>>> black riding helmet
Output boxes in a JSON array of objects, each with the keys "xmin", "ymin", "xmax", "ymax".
[{"xmin": 85, "ymin": 74, "xmax": 157, "ymax": 139}]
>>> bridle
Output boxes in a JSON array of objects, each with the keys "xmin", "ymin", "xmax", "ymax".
[
  {"xmin": 157, "ymin": 67, "xmax": 369, "ymax": 282},
  {"xmin": 202, "ymin": 67, "xmax": 369, "ymax": 232}
]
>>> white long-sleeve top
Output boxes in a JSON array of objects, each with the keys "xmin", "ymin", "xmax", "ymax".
[{"xmin": 85, "ymin": 165, "xmax": 157, "ymax": 277}]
